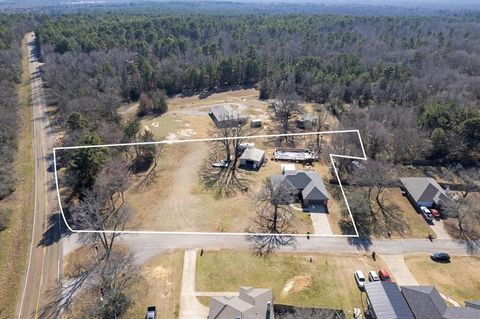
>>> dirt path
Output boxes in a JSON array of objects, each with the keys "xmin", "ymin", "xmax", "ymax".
[{"xmin": 158, "ymin": 143, "xmax": 208, "ymax": 231}]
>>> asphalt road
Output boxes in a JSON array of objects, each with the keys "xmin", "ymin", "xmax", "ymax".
[{"xmin": 16, "ymin": 32, "xmax": 62, "ymax": 319}]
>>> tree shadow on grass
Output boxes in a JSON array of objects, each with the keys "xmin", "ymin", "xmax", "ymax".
[
  {"xmin": 339, "ymin": 219, "xmax": 372, "ymax": 251},
  {"xmin": 38, "ymin": 212, "xmax": 72, "ymax": 247}
]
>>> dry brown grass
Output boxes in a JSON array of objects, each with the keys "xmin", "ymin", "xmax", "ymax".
[
  {"xmin": 0, "ymin": 34, "xmax": 35, "ymax": 318},
  {"xmin": 405, "ymin": 254, "xmax": 480, "ymax": 305},
  {"xmin": 196, "ymin": 250, "xmax": 390, "ymax": 316}
]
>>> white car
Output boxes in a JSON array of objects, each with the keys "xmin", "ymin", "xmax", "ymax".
[
  {"xmin": 420, "ymin": 206, "xmax": 434, "ymax": 222},
  {"xmin": 368, "ymin": 270, "xmax": 380, "ymax": 282},
  {"xmin": 354, "ymin": 270, "xmax": 366, "ymax": 290}
]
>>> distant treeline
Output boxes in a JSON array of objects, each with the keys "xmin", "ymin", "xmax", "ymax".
[{"xmin": 35, "ymin": 12, "xmax": 480, "ymax": 163}]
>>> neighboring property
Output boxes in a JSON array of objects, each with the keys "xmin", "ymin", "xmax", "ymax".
[
  {"xmin": 364, "ymin": 281, "xmax": 415, "ymax": 319},
  {"xmin": 297, "ymin": 113, "xmax": 315, "ymax": 130},
  {"xmin": 401, "ymin": 286, "xmax": 480, "ymax": 319},
  {"xmin": 400, "ymin": 177, "xmax": 450, "ymax": 209},
  {"xmin": 208, "ymin": 287, "xmax": 273, "ymax": 319},
  {"xmin": 271, "ymin": 170, "xmax": 330, "ymax": 212},
  {"xmin": 239, "ymin": 147, "xmax": 265, "ymax": 169},
  {"xmin": 273, "ymin": 148, "xmax": 318, "ymax": 163},
  {"xmin": 209, "ymin": 105, "xmax": 247, "ymax": 128},
  {"xmin": 250, "ymin": 118, "xmax": 262, "ymax": 128}
]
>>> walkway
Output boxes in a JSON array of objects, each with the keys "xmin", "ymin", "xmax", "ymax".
[{"xmin": 179, "ymin": 250, "xmax": 209, "ymax": 319}]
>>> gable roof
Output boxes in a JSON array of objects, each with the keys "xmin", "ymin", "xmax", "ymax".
[
  {"xmin": 443, "ymin": 307, "xmax": 480, "ymax": 319},
  {"xmin": 400, "ymin": 177, "xmax": 449, "ymax": 205},
  {"xmin": 364, "ymin": 282, "xmax": 415, "ymax": 319},
  {"xmin": 274, "ymin": 171, "xmax": 330, "ymax": 201},
  {"xmin": 401, "ymin": 285, "xmax": 446, "ymax": 319},
  {"xmin": 240, "ymin": 148, "xmax": 265, "ymax": 162},
  {"xmin": 210, "ymin": 105, "xmax": 241, "ymax": 122},
  {"xmin": 209, "ymin": 296, "xmax": 254, "ymax": 318}
]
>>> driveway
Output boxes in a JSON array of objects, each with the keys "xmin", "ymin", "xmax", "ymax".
[
  {"xmin": 310, "ymin": 213, "xmax": 333, "ymax": 235},
  {"xmin": 429, "ymin": 220, "xmax": 451, "ymax": 240},
  {"xmin": 179, "ymin": 250, "xmax": 209, "ymax": 319},
  {"xmin": 380, "ymin": 255, "xmax": 418, "ymax": 285}
]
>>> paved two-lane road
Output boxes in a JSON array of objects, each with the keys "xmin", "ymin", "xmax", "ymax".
[{"xmin": 16, "ymin": 32, "xmax": 62, "ymax": 319}]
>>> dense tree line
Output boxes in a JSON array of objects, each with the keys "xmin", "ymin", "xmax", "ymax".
[
  {"xmin": 35, "ymin": 12, "xmax": 480, "ymax": 164},
  {"xmin": 0, "ymin": 16, "xmax": 32, "ymax": 203}
]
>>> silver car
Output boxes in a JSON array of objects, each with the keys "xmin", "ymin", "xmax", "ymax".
[{"xmin": 354, "ymin": 270, "xmax": 366, "ymax": 290}]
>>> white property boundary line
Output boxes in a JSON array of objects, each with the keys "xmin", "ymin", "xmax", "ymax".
[{"xmin": 53, "ymin": 130, "xmax": 367, "ymax": 237}]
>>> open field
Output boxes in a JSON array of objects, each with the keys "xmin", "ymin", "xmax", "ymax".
[
  {"xmin": 0, "ymin": 35, "xmax": 34, "ymax": 318},
  {"xmin": 195, "ymin": 250, "xmax": 391, "ymax": 316},
  {"xmin": 405, "ymin": 255, "xmax": 480, "ymax": 305}
]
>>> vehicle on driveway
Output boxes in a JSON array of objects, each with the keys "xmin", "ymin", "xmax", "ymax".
[
  {"xmin": 420, "ymin": 206, "xmax": 434, "ymax": 222},
  {"xmin": 431, "ymin": 252, "xmax": 450, "ymax": 262},
  {"xmin": 378, "ymin": 269, "xmax": 391, "ymax": 281},
  {"xmin": 354, "ymin": 270, "xmax": 366, "ymax": 290},
  {"xmin": 368, "ymin": 270, "xmax": 380, "ymax": 282},
  {"xmin": 430, "ymin": 208, "xmax": 441, "ymax": 219},
  {"xmin": 146, "ymin": 306, "xmax": 156, "ymax": 319}
]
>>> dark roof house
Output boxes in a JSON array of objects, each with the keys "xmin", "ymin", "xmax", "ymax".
[
  {"xmin": 400, "ymin": 177, "xmax": 450, "ymax": 208},
  {"xmin": 401, "ymin": 286, "xmax": 480, "ymax": 319},
  {"xmin": 271, "ymin": 171, "xmax": 329, "ymax": 209}
]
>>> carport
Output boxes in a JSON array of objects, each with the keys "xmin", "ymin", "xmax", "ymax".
[{"xmin": 364, "ymin": 282, "xmax": 415, "ymax": 319}]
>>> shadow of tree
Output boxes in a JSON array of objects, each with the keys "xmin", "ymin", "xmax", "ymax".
[
  {"xmin": 246, "ymin": 234, "xmax": 297, "ymax": 256},
  {"xmin": 38, "ymin": 212, "xmax": 72, "ymax": 247}
]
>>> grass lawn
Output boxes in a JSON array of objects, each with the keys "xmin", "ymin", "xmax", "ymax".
[
  {"xmin": 405, "ymin": 255, "xmax": 480, "ymax": 305},
  {"xmin": 196, "ymin": 251, "xmax": 390, "ymax": 316},
  {"xmin": 0, "ymin": 34, "xmax": 34, "ymax": 318},
  {"xmin": 126, "ymin": 251, "xmax": 184, "ymax": 319}
]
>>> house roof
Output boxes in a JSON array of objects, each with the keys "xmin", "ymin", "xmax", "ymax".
[
  {"xmin": 210, "ymin": 105, "xmax": 241, "ymax": 122},
  {"xmin": 282, "ymin": 171, "xmax": 329, "ymax": 201},
  {"xmin": 401, "ymin": 285, "xmax": 447, "ymax": 319},
  {"xmin": 240, "ymin": 147, "xmax": 265, "ymax": 162},
  {"xmin": 443, "ymin": 307, "xmax": 480, "ymax": 319},
  {"xmin": 364, "ymin": 282, "xmax": 415, "ymax": 319},
  {"xmin": 465, "ymin": 300, "xmax": 480, "ymax": 310},
  {"xmin": 400, "ymin": 177, "xmax": 450, "ymax": 205},
  {"xmin": 209, "ymin": 296, "xmax": 254, "ymax": 317}
]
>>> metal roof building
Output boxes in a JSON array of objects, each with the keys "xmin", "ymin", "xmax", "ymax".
[{"xmin": 364, "ymin": 282, "xmax": 415, "ymax": 319}]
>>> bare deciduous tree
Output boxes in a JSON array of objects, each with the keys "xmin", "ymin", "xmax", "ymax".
[
  {"xmin": 246, "ymin": 177, "xmax": 296, "ymax": 255},
  {"xmin": 201, "ymin": 123, "xmax": 251, "ymax": 196},
  {"xmin": 443, "ymin": 197, "xmax": 480, "ymax": 242},
  {"xmin": 269, "ymin": 95, "xmax": 303, "ymax": 146}
]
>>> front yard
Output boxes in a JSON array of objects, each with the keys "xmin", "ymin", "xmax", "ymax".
[
  {"xmin": 405, "ymin": 255, "xmax": 480, "ymax": 305},
  {"xmin": 195, "ymin": 250, "xmax": 391, "ymax": 316}
]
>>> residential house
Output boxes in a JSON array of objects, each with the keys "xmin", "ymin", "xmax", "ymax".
[
  {"xmin": 271, "ymin": 170, "xmax": 330, "ymax": 212},
  {"xmin": 401, "ymin": 286, "xmax": 480, "ymax": 319},
  {"xmin": 364, "ymin": 281, "xmax": 415, "ymax": 319},
  {"xmin": 209, "ymin": 105, "xmax": 247, "ymax": 128},
  {"xmin": 208, "ymin": 287, "xmax": 273, "ymax": 319},
  {"xmin": 400, "ymin": 177, "xmax": 450, "ymax": 209}
]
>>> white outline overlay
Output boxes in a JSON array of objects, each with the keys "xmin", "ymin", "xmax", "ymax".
[{"xmin": 53, "ymin": 130, "xmax": 367, "ymax": 237}]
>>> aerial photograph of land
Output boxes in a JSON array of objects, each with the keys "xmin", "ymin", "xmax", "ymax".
[{"xmin": 0, "ymin": 0, "xmax": 479, "ymax": 318}]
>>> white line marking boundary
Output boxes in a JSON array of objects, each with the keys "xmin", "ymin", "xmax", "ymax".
[{"xmin": 53, "ymin": 130, "xmax": 367, "ymax": 237}]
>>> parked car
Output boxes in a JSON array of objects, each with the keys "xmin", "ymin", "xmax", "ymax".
[
  {"xmin": 430, "ymin": 208, "xmax": 441, "ymax": 219},
  {"xmin": 420, "ymin": 206, "xmax": 434, "ymax": 222},
  {"xmin": 431, "ymin": 252, "xmax": 450, "ymax": 262},
  {"xmin": 368, "ymin": 270, "xmax": 380, "ymax": 282},
  {"xmin": 378, "ymin": 269, "xmax": 391, "ymax": 281},
  {"xmin": 146, "ymin": 306, "xmax": 156, "ymax": 319},
  {"xmin": 354, "ymin": 270, "xmax": 366, "ymax": 290},
  {"xmin": 212, "ymin": 158, "xmax": 230, "ymax": 168}
]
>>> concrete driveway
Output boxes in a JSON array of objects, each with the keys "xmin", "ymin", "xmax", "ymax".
[
  {"xmin": 380, "ymin": 255, "xmax": 418, "ymax": 285},
  {"xmin": 179, "ymin": 250, "xmax": 209, "ymax": 319},
  {"xmin": 310, "ymin": 213, "xmax": 333, "ymax": 235}
]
